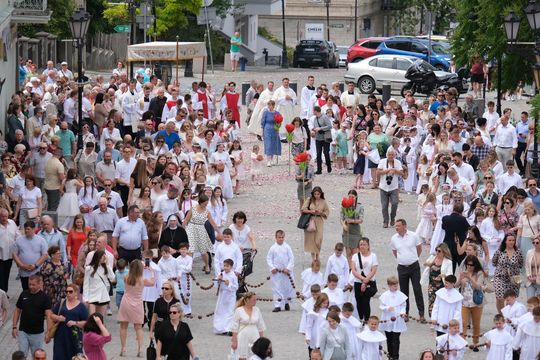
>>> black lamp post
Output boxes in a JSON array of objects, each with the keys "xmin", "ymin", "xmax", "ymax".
[
  {"xmin": 281, "ymin": 0, "xmax": 288, "ymax": 68},
  {"xmin": 324, "ymin": 0, "xmax": 331, "ymax": 41},
  {"xmin": 127, "ymin": 0, "xmax": 136, "ymax": 79},
  {"xmin": 505, "ymin": 1, "xmax": 540, "ymax": 179},
  {"xmin": 69, "ymin": 9, "xmax": 91, "ymax": 140}
]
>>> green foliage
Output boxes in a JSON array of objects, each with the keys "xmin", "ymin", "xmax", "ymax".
[
  {"xmin": 389, "ymin": 0, "xmax": 454, "ymax": 35},
  {"xmin": 452, "ymin": 0, "xmax": 534, "ymax": 90},
  {"xmin": 530, "ymin": 93, "xmax": 540, "ymax": 122},
  {"xmin": 18, "ymin": 0, "xmax": 74, "ymax": 38}
]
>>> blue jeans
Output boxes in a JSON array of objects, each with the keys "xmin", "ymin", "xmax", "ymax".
[
  {"xmin": 526, "ymin": 283, "xmax": 540, "ymax": 298},
  {"xmin": 18, "ymin": 331, "xmax": 44, "ymax": 357},
  {"xmin": 116, "ymin": 291, "xmax": 124, "ymax": 308}
]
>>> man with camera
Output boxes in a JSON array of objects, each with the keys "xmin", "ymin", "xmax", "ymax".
[
  {"xmin": 377, "ymin": 148, "xmax": 404, "ymax": 228},
  {"xmin": 310, "ymin": 106, "xmax": 332, "ymax": 174}
]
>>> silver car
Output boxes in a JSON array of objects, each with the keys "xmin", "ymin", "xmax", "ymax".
[
  {"xmin": 337, "ymin": 46, "xmax": 348, "ymax": 67},
  {"xmin": 344, "ymin": 54, "xmax": 451, "ymax": 94}
]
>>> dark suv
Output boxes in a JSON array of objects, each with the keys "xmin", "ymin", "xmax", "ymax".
[{"xmin": 293, "ymin": 40, "xmax": 339, "ymax": 68}]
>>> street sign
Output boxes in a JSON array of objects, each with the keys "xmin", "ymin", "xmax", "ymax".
[
  {"xmin": 114, "ymin": 24, "xmax": 130, "ymax": 33},
  {"xmin": 138, "ymin": 23, "xmax": 152, "ymax": 30},
  {"xmin": 136, "ymin": 15, "xmax": 154, "ymax": 23}
]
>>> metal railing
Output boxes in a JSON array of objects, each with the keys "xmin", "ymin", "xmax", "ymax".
[{"xmin": 10, "ymin": 0, "xmax": 48, "ymax": 13}]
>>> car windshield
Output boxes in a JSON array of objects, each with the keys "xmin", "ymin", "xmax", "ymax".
[
  {"xmin": 414, "ymin": 60, "xmax": 437, "ymax": 71},
  {"xmin": 338, "ymin": 47, "xmax": 347, "ymax": 55}
]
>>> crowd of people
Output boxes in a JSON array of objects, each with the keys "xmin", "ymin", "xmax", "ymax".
[{"xmin": 0, "ymin": 57, "xmax": 540, "ymax": 360}]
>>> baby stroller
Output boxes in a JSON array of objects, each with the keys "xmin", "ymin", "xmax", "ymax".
[{"xmin": 236, "ymin": 249, "xmax": 257, "ymax": 299}]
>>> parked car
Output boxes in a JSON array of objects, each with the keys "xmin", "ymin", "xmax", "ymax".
[
  {"xmin": 293, "ymin": 39, "xmax": 339, "ymax": 68},
  {"xmin": 347, "ymin": 37, "xmax": 387, "ymax": 63},
  {"xmin": 337, "ymin": 46, "xmax": 348, "ymax": 67},
  {"xmin": 376, "ymin": 37, "xmax": 451, "ymax": 71},
  {"xmin": 343, "ymin": 54, "xmax": 457, "ymax": 94}
]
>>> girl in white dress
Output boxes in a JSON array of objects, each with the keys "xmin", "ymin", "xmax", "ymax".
[
  {"xmin": 210, "ymin": 142, "xmax": 234, "ymax": 200},
  {"xmin": 416, "ymin": 154, "xmax": 430, "ymax": 194},
  {"xmin": 208, "ymin": 186, "xmax": 228, "ymax": 234},
  {"xmin": 77, "ymin": 175, "xmax": 100, "ymax": 225},
  {"xmin": 250, "ymin": 145, "xmax": 264, "ymax": 185},
  {"xmin": 231, "ymin": 293, "xmax": 267, "ymax": 360},
  {"xmin": 229, "ymin": 140, "xmax": 245, "ymax": 195},
  {"xmin": 416, "ymin": 193, "xmax": 437, "ymax": 245},
  {"xmin": 57, "ymin": 169, "xmax": 84, "ymax": 231},
  {"xmin": 305, "ymin": 293, "xmax": 329, "ymax": 354},
  {"xmin": 205, "ymin": 163, "xmax": 222, "ymax": 189},
  {"xmin": 430, "ymin": 193, "xmax": 453, "ymax": 255},
  {"xmin": 480, "ymin": 206, "xmax": 505, "ymax": 276}
]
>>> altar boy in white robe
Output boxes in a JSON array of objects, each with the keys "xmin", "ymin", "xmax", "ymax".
[
  {"xmin": 272, "ymin": 78, "xmax": 296, "ymax": 137},
  {"xmin": 513, "ymin": 306, "xmax": 540, "ymax": 360},
  {"xmin": 357, "ymin": 316, "xmax": 386, "ymax": 360},
  {"xmin": 484, "ymin": 314, "xmax": 513, "ymax": 360},
  {"xmin": 322, "ymin": 273, "xmax": 345, "ymax": 308},
  {"xmin": 435, "ymin": 319, "xmax": 467, "ymax": 360},
  {"xmin": 213, "ymin": 258, "xmax": 239, "ymax": 334},
  {"xmin": 340, "ymin": 302, "xmax": 362, "ymax": 360},
  {"xmin": 157, "ymin": 246, "xmax": 181, "ymax": 294},
  {"xmin": 379, "ymin": 276, "xmax": 407, "ymax": 360},
  {"xmin": 176, "ymin": 243, "xmax": 193, "ymax": 315},
  {"xmin": 267, "ymin": 229, "xmax": 295, "ymax": 312},
  {"xmin": 500, "ymin": 289, "xmax": 526, "ymax": 336},
  {"xmin": 300, "ymin": 259, "xmax": 324, "ymax": 300},
  {"xmin": 431, "ymin": 275, "xmax": 463, "ymax": 335},
  {"xmin": 323, "ymin": 242, "xmax": 349, "ymax": 289}
]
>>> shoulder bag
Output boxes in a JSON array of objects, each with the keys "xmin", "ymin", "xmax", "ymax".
[
  {"xmin": 297, "ymin": 199, "xmax": 312, "ymax": 230},
  {"xmin": 46, "ymin": 298, "xmax": 65, "ymax": 341},
  {"xmin": 472, "ymin": 273, "xmax": 484, "ymax": 305},
  {"xmin": 316, "ymin": 117, "xmax": 332, "ymax": 143},
  {"xmin": 146, "ymin": 340, "xmax": 156, "ymax": 360},
  {"xmin": 358, "ymin": 253, "xmax": 377, "ymax": 297}
]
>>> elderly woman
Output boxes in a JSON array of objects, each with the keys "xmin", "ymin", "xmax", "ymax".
[
  {"xmin": 156, "ymin": 303, "xmax": 197, "ymax": 360},
  {"xmin": 260, "ymin": 100, "xmax": 282, "ymax": 167},
  {"xmin": 40, "ymin": 245, "xmax": 68, "ymax": 309},
  {"xmin": 74, "ymin": 142, "xmax": 98, "ymax": 178},
  {"xmin": 14, "ymin": 174, "xmax": 42, "ymax": 227},
  {"xmin": 301, "ymin": 186, "xmax": 330, "ymax": 261},
  {"xmin": 517, "ymin": 202, "xmax": 540, "ymax": 260}
]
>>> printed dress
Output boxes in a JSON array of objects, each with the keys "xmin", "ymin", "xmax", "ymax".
[{"xmin": 187, "ymin": 208, "xmax": 213, "ymax": 254}]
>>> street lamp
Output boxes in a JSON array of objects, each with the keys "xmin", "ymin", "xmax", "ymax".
[
  {"xmin": 324, "ymin": 0, "xmax": 331, "ymax": 41},
  {"xmin": 281, "ymin": 0, "xmax": 288, "ymax": 68},
  {"xmin": 69, "ymin": 9, "xmax": 91, "ymax": 140},
  {"xmin": 505, "ymin": 1, "xmax": 540, "ymax": 179}
]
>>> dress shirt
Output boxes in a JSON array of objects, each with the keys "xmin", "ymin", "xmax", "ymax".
[
  {"xmin": 0, "ymin": 219, "xmax": 19, "ymax": 260},
  {"xmin": 88, "ymin": 207, "xmax": 118, "ymax": 232},
  {"xmin": 390, "ymin": 230, "xmax": 421, "ymax": 266},
  {"xmin": 516, "ymin": 120, "xmax": 529, "ymax": 143},
  {"xmin": 112, "ymin": 216, "xmax": 148, "ymax": 250},
  {"xmin": 493, "ymin": 124, "xmax": 518, "ymax": 148},
  {"xmin": 39, "ymin": 229, "xmax": 67, "ymax": 264},
  {"xmin": 452, "ymin": 163, "xmax": 475, "ymax": 186},
  {"xmin": 97, "ymin": 190, "xmax": 124, "ymax": 210},
  {"xmin": 379, "ymin": 114, "xmax": 396, "ymax": 133},
  {"xmin": 482, "ymin": 110, "xmax": 500, "ymax": 134},
  {"xmin": 115, "ymin": 157, "xmax": 137, "ymax": 184},
  {"xmin": 497, "ymin": 172, "xmax": 523, "ymax": 195},
  {"xmin": 14, "ymin": 234, "xmax": 48, "ymax": 276},
  {"xmin": 153, "ymin": 196, "xmax": 180, "ymax": 221}
]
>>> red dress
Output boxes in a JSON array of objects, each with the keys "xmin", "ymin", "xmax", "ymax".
[
  {"xmin": 67, "ymin": 227, "xmax": 90, "ymax": 267},
  {"xmin": 225, "ymin": 92, "xmax": 240, "ymax": 127}
]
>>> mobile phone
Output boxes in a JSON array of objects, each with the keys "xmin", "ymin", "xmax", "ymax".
[{"xmin": 144, "ymin": 258, "xmax": 150, "ymax": 267}]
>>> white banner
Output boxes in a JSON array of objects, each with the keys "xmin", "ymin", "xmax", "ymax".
[
  {"xmin": 305, "ymin": 23, "xmax": 324, "ymax": 40},
  {"xmin": 127, "ymin": 41, "xmax": 207, "ymax": 62}
]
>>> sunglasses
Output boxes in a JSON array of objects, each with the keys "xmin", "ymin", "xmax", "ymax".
[
  {"xmin": 161, "ymin": 287, "xmax": 171, "ymax": 290},
  {"xmin": 505, "ymin": 202, "xmax": 511, "ymax": 205},
  {"xmin": 66, "ymin": 290, "xmax": 74, "ymax": 293},
  {"xmin": 152, "ymin": 181, "xmax": 158, "ymax": 185},
  {"xmin": 466, "ymin": 263, "xmax": 474, "ymax": 266},
  {"xmin": 533, "ymin": 241, "xmax": 540, "ymax": 245},
  {"xmin": 104, "ymin": 184, "xmax": 112, "ymax": 187},
  {"xmin": 484, "ymin": 177, "xmax": 492, "ymax": 179},
  {"xmin": 169, "ymin": 311, "xmax": 178, "ymax": 314},
  {"xmin": 529, "ymin": 184, "xmax": 537, "ymax": 187},
  {"xmin": 436, "ymin": 249, "xmax": 442, "ymax": 253},
  {"xmin": 39, "ymin": 147, "xmax": 47, "ymax": 149}
]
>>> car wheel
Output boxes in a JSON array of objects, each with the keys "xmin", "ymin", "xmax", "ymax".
[{"xmin": 358, "ymin": 76, "xmax": 375, "ymax": 94}]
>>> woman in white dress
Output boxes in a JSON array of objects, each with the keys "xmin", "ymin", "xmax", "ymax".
[
  {"xmin": 77, "ymin": 175, "xmax": 100, "ymax": 225},
  {"xmin": 208, "ymin": 186, "xmax": 228, "ymax": 234},
  {"xmin": 231, "ymin": 292, "xmax": 266, "ymax": 360},
  {"xmin": 229, "ymin": 140, "xmax": 246, "ymax": 195},
  {"xmin": 205, "ymin": 163, "xmax": 222, "ymax": 189},
  {"xmin": 229, "ymin": 211, "xmax": 256, "ymax": 251},
  {"xmin": 210, "ymin": 142, "xmax": 234, "ymax": 200},
  {"xmin": 430, "ymin": 193, "xmax": 453, "ymax": 255},
  {"xmin": 100, "ymin": 119, "xmax": 122, "ymax": 149},
  {"xmin": 480, "ymin": 205, "xmax": 505, "ymax": 276},
  {"xmin": 57, "ymin": 169, "xmax": 84, "ymax": 231}
]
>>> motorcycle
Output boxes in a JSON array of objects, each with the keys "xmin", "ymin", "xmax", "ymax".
[{"xmin": 401, "ymin": 59, "xmax": 469, "ymax": 97}]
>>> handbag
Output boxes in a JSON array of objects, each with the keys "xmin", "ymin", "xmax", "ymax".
[
  {"xmin": 367, "ymin": 148, "xmax": 381, "ymax": 164},
  {"xmin": 46, "ymin": 298, "xmax": 65, "ymax": 341},
  {"xmin": 306, "ymin": 217, "xmax": 317, "ymax": 232},
  {"xmin": 472, "ymin": 288, "xmax": 484, "ymax": 305},
  {"xmin": 358, "ymin": 253, "xmax": 377, "ymax": 297},
  {"xmin": 297, "ymin": 213, "xmax": 312, "ymax": 230},
  {"xmin": 146, "ymin": 340, "xmax": 156, "ymax": 360},
  {"xmin": 508, "ymin": 269, "xmax": 522, "ymax": 285},
  {"xmin": 27, "ymin": 209, "xmax": 39, "ymax": 219}
]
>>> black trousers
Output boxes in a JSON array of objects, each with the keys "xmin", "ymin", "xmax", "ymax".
[
  {"xmin": 397, "ymin": 261, "xmax": 425, "ymax": 316},
  {"xmin": 20, "ymin": 276, "xmax": 29, "ymax": 291},
  {"xmin": 315, "ymin": 140, "xmax": 331, "ymax": 173},
  {"xmin": 0, "ymin": 259, "xmax": 12, "ymax": 292},
  {"xmin": 144, "ymin": 301, "xmax": 155, "ymax": 329},
  {"xmin": 515, "ymin": 141, "xmax": 527, "ymax": 174},
  {"xmin": 354, "ymin": 282, "xmax": 372, "ymax": 322},
  {"xmin": 385, "ymin": 331, "xmax": 401, "ymax": 359},
  {"xmin": 118, "ymin": 247, "xmax": 142, "ymax": 263},
  {"xmin": 116, "ymin": 184, "xmax": 129, "ymax": 216}
]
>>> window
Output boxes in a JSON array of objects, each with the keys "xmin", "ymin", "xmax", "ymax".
[
  {"xmin": 376, "ymin": 58, "xmax": 394, "ymax": 69},
  {"xmin": 396, "ymin": 59, "xmax": 412, "ymax": 71},
  {"xmin": 386, "ymin": 41, "xmax": 409, "ymax": 51},
  {"xmin": 363, "ymin": 41, "xmax": 382, "ymax": 49},
  {"xmin": 411, "ymin": 42, "xmax": 427, "ymax": 54},
  {"xmin": 369, "ymin": 58, "xmax": 378, "ymax": 66}
]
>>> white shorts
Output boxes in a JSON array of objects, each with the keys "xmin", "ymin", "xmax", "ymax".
[{"xmin": 230, "ymin": 51, "xmax": 241, "ymax": 61}]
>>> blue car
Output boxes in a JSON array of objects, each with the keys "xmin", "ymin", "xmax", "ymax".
[{"xmin": 376, "ymin": 38, "xmax": 451, "ymax": 71}]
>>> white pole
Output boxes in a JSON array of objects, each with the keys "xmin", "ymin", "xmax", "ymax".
[{"xmin": 204, "ymin": 4, "xmax": 214, "ymax": 74}]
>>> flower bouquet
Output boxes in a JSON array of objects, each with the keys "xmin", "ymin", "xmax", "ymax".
[
  {"xmin": 285, "ymin": 123, "xmax": 295, "ymax": 174},
  {"xmin": 341, "ymin": 196, "xmax": 356, "ymax": 232},
  {"xmin": 273, "ymin": 113, "xmax": 284, "ymax": 131}
]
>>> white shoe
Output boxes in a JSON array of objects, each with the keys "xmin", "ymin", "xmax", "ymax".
[
  {"xmin": 107, "ymin": 308, "xmax": 112, "ymax": 316},
  {"xmin": 266, "ymin": 162, "xmax": 272, "ymax": 167}
]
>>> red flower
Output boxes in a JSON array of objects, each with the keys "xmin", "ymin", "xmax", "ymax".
[
  {"xmin": 293, "ymin": 152, "xmax": 309, "ymax": 164},
  {"xmin": 274, "ymin": 113, "xmax": 284, "ymax": 124},
  {"xmin": 285, "ymin": 123, "xmax": 295, "ymax": 133},
  {"xmin": 341, "ymin": 196, "xmax": 355, "ymax": 209}
]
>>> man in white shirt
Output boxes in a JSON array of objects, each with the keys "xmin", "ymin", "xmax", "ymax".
[
  {"xmin": 0, "ymin": 208, "xmax": 19, "ymax": 292},
  {"xmin": 114, "ymin": 146, "xmax": 137, "ymax": 215},
  {"xmin": 62, "ymin": 90, "xmax": 77, "ymax": 125},
  {"xmin": 497, "ymin": 160, "xmax": 523, "ymax": 194},
  {"xmin": 451, "ymin": 152, "xmax": 475, "ymax": 187},
  {"xmin": 377, "ymin": 149, "xmax": 404, "ymax": 228},
  {"xmin": 340, "ymin": 82, "xmax": 361, "ymax": 109},
  {"xmin": 97, "ymin": 179, "xmax": 124, "ymax": 217},
  {"xmin": 88, "ymin": 197, "xmax": 118, "ymax": 234},
  {"xmin": 445, "ymin": 168, "xmax": 473, "ymax": 199},
  {"xmin": 493, "ymin": 109, "xmax": 517, "ymax": 166},
  {"xmin": 390, "ymin": 219, "xmax": 425, "ymax": 322},
  {"xmin": 379, "ymin": 105, "xmax": 397, "ymax": 134},
  {"xmin": 153, "ymin": 186, "xmax": 181, "ymax": 221},
  {"xmin": 58, "ymin": 61, "xmax": 74, "ymax": 80},
  {"xmin": 300, "ymin": 75, "xmax": 316, "ymax": 119},
  {"xmin": 85, "ymin": 233, "xmax": 114, "ymax": 268},
  {"xmin": 122, "ymin": 79, "xmax": 140, "ymax": 136},
  {"xmin": 483, "ymin": 100, "xmax": 500, "ymax": 138}
]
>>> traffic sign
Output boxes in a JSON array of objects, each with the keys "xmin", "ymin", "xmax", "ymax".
[
  {"xmin": 114, "ymin": 24, "xmax": 130, "ymax": 33},
  {"xmin": 136, "ymin": 15, "xmax": 154, "ymax": 23}
]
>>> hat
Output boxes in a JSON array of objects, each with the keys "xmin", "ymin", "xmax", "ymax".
[
  {"xmin": 25, "ymin": 82, "xmax": 32, "ymax": 88},
  {"xmin": 61, "ymin": 61, "xmax": 68, "ymax": 65},
  {"xmin": 30, "ymin": 77, "xmax": 39, "ymax": 82},
  {"xmin": 388, "ymin": 98, "xmax": 397, "ymax": 103},
  {"xmin": 192, "ymin": 153, "xmax": 206, "ymax": 163},
  {"xmin": 166, "ymin": 118, "xmax": 176, "ymax": 125}
]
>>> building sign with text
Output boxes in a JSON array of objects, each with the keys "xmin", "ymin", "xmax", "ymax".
[{"xmin": 305, "ymin": 23, "xmax": 324, "ymax": 40}]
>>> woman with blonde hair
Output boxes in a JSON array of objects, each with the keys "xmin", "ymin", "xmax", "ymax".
[
  {"xmin": 422, "ymin": 242, "xmax": 453, "ymax": 316},
  {"xmin": 118, "ymin": 259, "xmax": 155, "ymax": 357},
  {"xmin": 231, "ymin": 292, "xmax": 266, "ymax": 360},
  {"xmin": 150, "ymin": 280, "xmax": 180, "ymax": 338},
  {"xmin": 155, "ymin": 303, "xmax": 197, "ymax": 359},
  {"xmin": 517, "ymin": 202, "xmax": 540, "ymax": 259},
  {"xmin": 480, "ymin": 205, "xmax": 505, "ymax": 276}
]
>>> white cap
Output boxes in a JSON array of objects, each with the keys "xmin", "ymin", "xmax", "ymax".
[
  {"xmin": 61, "ymin": 61, "xmax": 68, "ymax": 65},
  {"xmin": 388, "ymin": 97, "xmax": 397, "ymax": 103},
  {"xmin": 25, "ymin": 82, "xmax": 32, "ymax": 88},
  {"xmin": 30, "ymin": 77, "xmax": 39, "ymax": 82}
]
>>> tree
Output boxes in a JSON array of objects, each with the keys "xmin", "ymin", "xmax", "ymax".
[{"xmin": 452, "ymin": 0, "xmax": 534, "ymax": 90}]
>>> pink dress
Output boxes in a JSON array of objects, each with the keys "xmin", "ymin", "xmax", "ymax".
[
  {"xmin": 83, "ymin": 332, "xmax": 112, "ymax": 360},
  {"xmin": 117, "ymin": 281, "xmax": 145, "ymax": 324}
]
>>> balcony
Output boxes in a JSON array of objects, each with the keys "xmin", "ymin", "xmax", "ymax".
[{"xmin": 10, "ymin": 0, "xmax": 52, "ymax": 24}]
